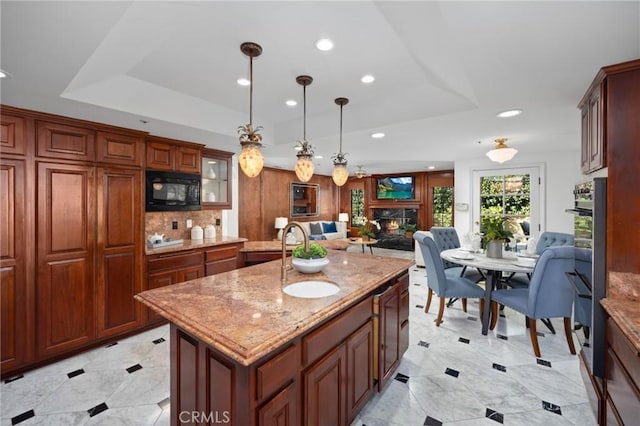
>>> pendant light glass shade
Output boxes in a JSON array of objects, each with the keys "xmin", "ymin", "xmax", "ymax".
[
  {"xmin": 294, "ymin": 75, "xmax": 315, "ymax": 182},
  {"xmin": 332, "ymin": 97, "xmax": 349, "ymax": 187},
  {"xmin": 237, "ymin": 42, "xmax": 264, "ymax": 178},
  {"xmin": 486, "ymin": 138, "xmax": 518, "ymax": 163}
]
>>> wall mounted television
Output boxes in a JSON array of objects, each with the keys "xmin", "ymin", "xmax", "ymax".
[{"xmin": 376, "ymin": 176, "xmax": 415, "ymax": 200}]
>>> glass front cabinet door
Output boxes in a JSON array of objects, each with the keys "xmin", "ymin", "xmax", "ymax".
[{"xmin": 201, "ymin": 148, "xmax": 233, "ymax": 209}]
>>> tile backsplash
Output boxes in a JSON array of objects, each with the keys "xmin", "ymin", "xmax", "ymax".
[{"xmin": 145, "ymin": 210, "xmax": 222, "ymax": 241}]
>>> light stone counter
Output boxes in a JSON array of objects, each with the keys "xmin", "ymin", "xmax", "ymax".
[
  {"xmin": 135, "ymin": 250, "xmax": 413, "ymax": 366},
  {"xmin": 144, "ymin": 235, "xmax": 247, "ymax": 255}
]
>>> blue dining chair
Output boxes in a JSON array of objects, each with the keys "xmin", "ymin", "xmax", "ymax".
[
  {"xmin": 489, "ymin": 246, "xmax": 577, "ymax": 357},
  {"xmin": 507, "ymin": 231, "xmax": 575, "ymax": 289},
  {"xmin": 573, "ymin": 247, "xmax": 593, "ymax": 340},
  {"xmin": 414, "ymin": 233, "xmax": 485, "ymax": 326},
  {"xmin": 430, "ymin": 227, "xmax": 484, "ymax": 282}
]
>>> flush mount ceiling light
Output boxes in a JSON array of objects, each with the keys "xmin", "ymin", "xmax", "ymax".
[
  {"xmin": 332, "ymin": 97, "xmax": 350, "ymax": 186},
  {"xmin": 486, "ymin": 138, "xmax": 518, "ymax": 163},
  {"xmin": 361, "ymin": 74, "xmax": 375, "ymax": 84},
  {"xmin": 496, "ymin": 109, "xmax": 523, "ymax": 118},
  {"xmin": 354, "ymin": 165, "xmax": 367, "ymax": 179},
  {"xmin": 315, "ymin": 38, "xmax": 334, "ymax": 51},
  {"xmin": 237, "ymin": 42, "xmax": 265, "ymax": 178},
  {"xmin": 294, "ymin": 75, "xmax": 315, "ymax": 182},
  {"xmin": 370, "ymin": 132, "xmax": 385, "ymax": 139}
]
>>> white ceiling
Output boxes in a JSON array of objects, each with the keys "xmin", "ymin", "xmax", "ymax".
[{"xmin": 2, "ymin": 1, "xmax": 639, "ymax": 176}]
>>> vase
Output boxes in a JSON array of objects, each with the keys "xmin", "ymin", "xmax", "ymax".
[{"xmin": 485, "ymin": 240, "xmax": 503, "ymax": 259}]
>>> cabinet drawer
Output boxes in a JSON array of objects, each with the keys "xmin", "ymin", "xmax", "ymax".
[
  {"xmin": 147, "ymin": 251, "xmax": 203, "ymax": 273},
  {"xmin": 303, "ymin": 296, "xmax": 372, "ymax": 367},
  {"xmin": 607, "ymin": 318, "xmax": 640, "ymax": 387},
  {"xmin": 606, "ymin": 348, "xmax": 639, "ymax": 426},
  {"xmin": 256, "ymin": 344, "xmax": 299, "ymax": 402},
  {"xmin": 205, "ymin": 258, "xmax": 237, "ymax": 276},
  {"xmin": 205, "ymin": 245, "xmax": 239, "ymax": 262}
]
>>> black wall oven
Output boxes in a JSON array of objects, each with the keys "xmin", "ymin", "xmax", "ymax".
[{"xmin": 145, "ymin": 170, "xmax": 201, "ymax": 211}]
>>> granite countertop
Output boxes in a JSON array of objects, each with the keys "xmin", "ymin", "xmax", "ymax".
[
  {"xmin": 135, "ymin": 250, "xmax": 414, "ymax": 366},
  {"xmin": 241, "ymin": 240, "xmax": 350, "ymax": 252},
  {"xmin": 145, "ymin": 236, "xmax": 248, "ymax": 255},
  {"xmin": 600, "ymin": 298, "xmax": 640, "ymax": 355}
]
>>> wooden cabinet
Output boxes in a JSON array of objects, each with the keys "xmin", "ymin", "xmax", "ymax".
[
  {"xmin": 1, "ymin": 113, "xmax": 27, "ymax": 156},
  {"xmin": 201, "ymin": 148, "xmax": 233, "ymax": 209},
  {"xmin": 36, "ymin": 162, "xmax": 96, "ymax": 358},
  {"xmin": 96, "ymin": 168, "xmax": 144, "ymax": 337},
  {"xmin": 37, "ymin": 121, "xmax": 96, "ymax": 162},
  {"xmin": 0, "ymin": 159, "xmax": 31, "ymax": 371},
  {"xmin": 605, "ymin": 317, "xmax": 640, "ymax": 426},
  {"xmin": 346, "ymin": 320, "xmax": 374, "ymax": 424},
  {"xmin": 375, "ymin": 272, "xmax": 409, "ymax": 390},
  {"xmin": 205, "ymin": 243, "xmax": 242, "ymax": 276},
  {"xmin": 146, "ymin": 250, "xmax": 205, "ymax": 324},
  {"xmin": 146, "ymin": 136, "xmax": 202, "ymax": 174},
  {"xmin": 258, "ymin": 382, "xmax": 298, "ymax": 426},
  {"xmin": 304, "ymin": 344, "xmax": 347, "ymax": 426},
  {"xmin": 579, "ymin": 83, "xmax": 605, "ymax": 173},
  {"xmin": 96, "ymin": 131, "xmax": 145, "ymax": 167}
]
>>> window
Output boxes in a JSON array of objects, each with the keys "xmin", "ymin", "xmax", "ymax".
[
  {"xmin": 350, "ymin": 189, "xmax": 365, "ymax": 227},
  {"xmin": 472, "ymin": 167, "xmax": 542, "ymax": 242},
  {"xmin": 432, "ymin": 186, "xmax": 453, "ymax": 227}
]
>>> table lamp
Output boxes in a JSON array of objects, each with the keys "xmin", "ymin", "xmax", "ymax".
[
  {"xmin": 338, "ymin": 213, "xmax": 349, "ymax": 223},
  {"xmin": 275, "ymin": 217, "xmax": 288, "ymax": 240}
]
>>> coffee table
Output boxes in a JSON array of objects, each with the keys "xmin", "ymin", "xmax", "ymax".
[{"xmin": 348, "ymin": 238, "xmax": 378, "ymax": 254}]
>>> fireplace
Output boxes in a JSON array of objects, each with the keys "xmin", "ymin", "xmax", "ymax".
[{"xmin": 371, "ymin": 208, "xmax": 417, "ymax": 251}]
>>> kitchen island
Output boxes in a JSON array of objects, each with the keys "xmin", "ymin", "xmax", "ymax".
[{"xmin": 135, "ymin": 249, "xmax": 413, "ymax": 425}]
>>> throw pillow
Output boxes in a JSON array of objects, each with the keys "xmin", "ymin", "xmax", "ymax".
[
  {"xmin": 322, "ymin": 221, "xmax": 337, "ymax": 233},
  {"xmin": 309, "ymin": 222, "xmax": 323, "ymax": 235},
  {"xmin": 309, "ymin": 235, "xmax": 327, "ymax": 240}
]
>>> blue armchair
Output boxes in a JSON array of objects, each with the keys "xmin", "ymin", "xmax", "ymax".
[
  {"xmin": 489, "ymin": 246, "xmax": 577, "ymax": 357},
  {"xmin": 414, "ymin": 233, "xmax": 485, "ymax": 326}
]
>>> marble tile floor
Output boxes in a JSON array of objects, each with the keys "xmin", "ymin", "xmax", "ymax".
[{"xmin": 1, "ymin": 246, "xmax": 596, "ymax": 425}]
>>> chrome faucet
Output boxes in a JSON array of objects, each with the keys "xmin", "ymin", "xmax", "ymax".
[{"xmin": 281, "ymin": 221, "xmax": 309, "ymax": 283}]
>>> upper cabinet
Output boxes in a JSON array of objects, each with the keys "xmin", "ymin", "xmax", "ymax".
[
  {"xmin": 0, "ymin": 112, "xmax": 27, "ymax": 156},
  {"xmin": 579, "ymin": 81, "xmax": 605, "ymax": 174},
  {"xmin": 146, "ymin": 136, "xmax": 202, "ymax": 174},
  {"xmin": 201, "ymin": 148, "xmax": 233, "ymax": 210}
]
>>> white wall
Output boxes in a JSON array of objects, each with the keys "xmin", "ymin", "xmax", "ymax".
[
  {"xmin": 221, "ymin": 155, "xmax": 239, "ymax": 237},
  {"xmin": 453, "ymin": 150, "xmax": 583, "ymax": 238}
]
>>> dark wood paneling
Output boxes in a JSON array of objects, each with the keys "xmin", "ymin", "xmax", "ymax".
[
  {"xmin": 0, "ymin": 113, "xmax": 26, "ymax": 156},
  {"xmin": 239, "ymin": 167, "xmax": 339, "ymax": 241},
  {"xmin": 37, "ymin": 121, "xmax": 95, "ymax": 162}
]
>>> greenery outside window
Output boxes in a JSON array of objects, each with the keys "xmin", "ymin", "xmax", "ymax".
[{"xmin": 432, "ymin": 186, "xmax": 453, "ymax": 227}]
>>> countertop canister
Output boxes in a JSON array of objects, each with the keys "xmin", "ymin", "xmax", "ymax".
[{"xmin": 191, "ymin": 225, "xmax": 203, "ymax": 240}]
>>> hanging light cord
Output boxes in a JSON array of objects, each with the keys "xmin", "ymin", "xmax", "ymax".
[
  {"xmin": 338, "ymin": 103, "xmax": 343, "ymax": 154},
  {"xmin": 249, "ymin": 56, "xmax": 254, "ymax": 126},
  {"xmin": 303, "ymin": 83, "xmax": 307, "ymax": 140}
]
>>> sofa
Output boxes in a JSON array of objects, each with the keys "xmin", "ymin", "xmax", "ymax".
[{"xmin": 290, "ymin": 220, "xmax": 347, "ymax": 242}]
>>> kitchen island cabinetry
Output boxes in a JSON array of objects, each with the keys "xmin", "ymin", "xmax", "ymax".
[{"xmin": 136, "ymin": 250, "xmax": 413, "ymax": 425}]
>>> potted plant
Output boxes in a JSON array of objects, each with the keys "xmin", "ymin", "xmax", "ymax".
[
  {"xmin": 357, "ymin": 219, "xmax": 379, "ymax": 241},
  {"xmin": 292, "ymin": 242, "xmax": 329, "ymax": 273},
  {"xmin": 401, "ymin": 223, "xmax": 418, "ymax": 238},
  {"xmin": 481, "ymin": 216, "xmax": 513, "ymax": 258}
]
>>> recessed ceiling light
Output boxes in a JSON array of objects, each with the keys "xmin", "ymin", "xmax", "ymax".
[
  {"xmin": 315, "ymin": 38, "xmax": 334, "ymax": 51},
  {"xmin": 371, "ymin": 132, "xmax": 385, "ymax": 139},
  {"xmin": 361, "ymin": 74, "xmax": 375, "ymax": 84},
  {"xmin": 496, "ymin": 109, "xmax": 523, "ymax": 118},
  {"xmin": 0, "ymin": 69, "xmax": 10, "ymax": 79},
  {"xmin": 314, "ymin": 155, "xmax": 323, "ymax": 159},
  {"xmin": 427, "ymin": 166, "xmax": 435, "ymax": 170},
  {"xmin": 237, "ymin": 78, "xmax": 250, "ymax": 86},
  {"xmin": 285, "ymin": 100, "xmax": 297, "ymax": 107}
]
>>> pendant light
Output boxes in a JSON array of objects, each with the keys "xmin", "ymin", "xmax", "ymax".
[
  {"xmin": 294, "ymin": 75, "xmax": 315, "ymax": 182},
  {"xmin": 486, "ymin": 137, "xmax": 518, "ymax": 163},
  {"xmin": 237, "ymin": 42, "xmax": 264, "ymax": 178},
  {"xmin": 332, "ymin": 97, "xmax": 349, "ymax": 186}
]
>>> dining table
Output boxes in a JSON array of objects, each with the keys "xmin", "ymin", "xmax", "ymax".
[{"xmin": 440, "ymin": 248, "xmax": 537, "ymax": 335}]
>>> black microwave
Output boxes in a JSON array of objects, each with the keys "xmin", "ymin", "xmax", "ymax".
[{"xmin": 145, "ymin": 170, "xmax": 201, "ymax": 211}]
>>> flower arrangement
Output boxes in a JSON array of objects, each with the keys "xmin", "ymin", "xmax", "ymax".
[
  {"xmin": 481, "ymin": 216, "xmax": 513, "ymax": 244},
  {"xmin": 357, "ymin": 218, "xmax": 380, "ymax": 239}
]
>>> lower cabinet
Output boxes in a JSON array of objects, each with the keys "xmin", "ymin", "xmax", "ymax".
[
  {"xmin": 305, "ymin": 344, "xmax": 347, "ymax": 426},
  {"xmin": 205, "ymin": 243, "xmax": 242, "ymax": 276},
  {"xmin": 258, "ymin": 382, "xmax": 298, "ymax": 426}
]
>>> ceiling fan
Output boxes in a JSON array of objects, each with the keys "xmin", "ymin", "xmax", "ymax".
[{"xmin": 353, "ymin": 165, "xmax": 369, "ymax": 179}]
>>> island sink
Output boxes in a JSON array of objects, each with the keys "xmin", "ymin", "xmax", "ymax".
[{"xmin": 282, "ymin": 280, "xmax": 340, "ymax": 298}]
